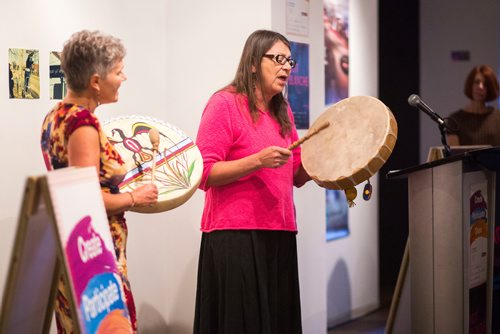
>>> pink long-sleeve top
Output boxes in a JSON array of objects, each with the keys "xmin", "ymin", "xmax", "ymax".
[{"xmin": 196, "ymin": 90, "xmax": 303, "ymax": 232}]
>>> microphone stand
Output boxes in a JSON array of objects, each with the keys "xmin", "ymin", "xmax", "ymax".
[
  {"xmin": 439, "ymin": 122, "xmax": 451, "ymax": 157},
  {"xmin": 408, "ymin": 94, "xmax": 451, "ymax": 158}
]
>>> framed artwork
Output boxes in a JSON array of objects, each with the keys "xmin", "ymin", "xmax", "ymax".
[
  {"xmin": 8, "ymin": 48, "xmax": 40, "ymax": 99},
  {"xmin": 49, "ymin": 51, "xmax": 66, "ymax": 100}
]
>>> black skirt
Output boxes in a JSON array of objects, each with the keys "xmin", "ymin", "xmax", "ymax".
[{"xmin": 193, "ymin": 230, "xmax": 302, "ymax": 334}]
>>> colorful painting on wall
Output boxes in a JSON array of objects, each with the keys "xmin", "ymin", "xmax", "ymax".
[
  {"xmin": 323, "ymin": 0, "xmax": 348, "ymax": 105},
  {"xmin": 8, "ymin": 48, "xmax": 40, "ymax": 99},
  {"xmin": 324, "ymin": 0, "xmax": 349, "ymax": 241},
  {"xmin": 49, "ymin": 51, "xmax": 66, "ymax": 100}
]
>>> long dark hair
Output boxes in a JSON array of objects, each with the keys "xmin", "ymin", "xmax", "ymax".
[{"xmin": 229, "ymin": 30, "xmax": 292, "ymax": 137}]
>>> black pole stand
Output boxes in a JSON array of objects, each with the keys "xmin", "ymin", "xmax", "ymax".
[{"xmin": 439, "ymin": 122, "xmax": 451, "ymax": 157}]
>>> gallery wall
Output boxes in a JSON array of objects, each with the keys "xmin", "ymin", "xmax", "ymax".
[{"xmin": 0, "ymin": 0, "xmax": 379, "ymax": 333}]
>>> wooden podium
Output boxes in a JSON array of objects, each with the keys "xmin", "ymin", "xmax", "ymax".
[{"xmin": 386, "ymin": 147, "xmax": 499, "ymax": 334}]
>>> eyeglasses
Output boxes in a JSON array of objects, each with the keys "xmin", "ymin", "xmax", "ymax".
[{"xmin": 262, "ymin": 54, "xmax": 296, "ymax": 69}]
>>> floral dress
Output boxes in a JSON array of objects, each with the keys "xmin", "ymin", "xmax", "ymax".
[{"xmin": 40, "ymin": 102, "xmax": 137, "ymax": 333}]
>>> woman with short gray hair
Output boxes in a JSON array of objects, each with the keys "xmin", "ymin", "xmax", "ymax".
[{"xmin": 41, "ymin": 30, "xmax": 158, "ymax": 333}]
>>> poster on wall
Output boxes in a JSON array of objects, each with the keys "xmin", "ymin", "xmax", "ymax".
[
  {"xmin": 8, "ymin": 48, "xmax": 40, "ymax": 99},
  {"xmin": 326, "ymin": 189, "xmax": 349, "ymax": 241},
  {"xmin": 287, "ymin": 41, "xmax": 309, "ymax": 129},
  {"xmin": 286, "ymin": 0, "xmax": 309, "ymax": 37},
  {"xmin": 49, "ymin": 51, "xmax": 67, "ymax": 100},
  {"xmin": 324, "ymin": 0, "xmax": 349, "ymax": 241},
  {"xmin": 323, "ymin": 0, "xmax": 349, "ymax": 105}
]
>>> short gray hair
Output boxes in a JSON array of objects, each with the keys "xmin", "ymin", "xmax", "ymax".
[{"xmin": 61, "ymin": 30, "xmax": 126, "ymax": 92}]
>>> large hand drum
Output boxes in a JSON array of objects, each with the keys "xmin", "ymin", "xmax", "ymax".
[
  {"xmin": 302, "ymin": 96, "xmax": 397, "ymax": 190},
  {"xmin": 103, "ymin": 116, "xmax": 203, "ymax": 213}
]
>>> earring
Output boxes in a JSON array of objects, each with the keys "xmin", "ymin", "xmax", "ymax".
[{"xmin": 96, "ymin": 90, "xmax": 101, "ymax": 107}]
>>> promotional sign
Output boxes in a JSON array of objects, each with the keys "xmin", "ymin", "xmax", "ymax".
[
  {"xmin": 469, "ymin": 184, "xmax": 489, "ymax": 334},
  {"xmin": 46, "ymin": 167, "xmax": 132, "ymax": 333}
]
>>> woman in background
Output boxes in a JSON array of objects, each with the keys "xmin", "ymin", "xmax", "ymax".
[
  {"xmin": 446, "ymin": 65, "xmax": 500, "ymax": 146},
  {"xmin": 40, "ymin": 30, "xmax": 158, "ymax": 333}
]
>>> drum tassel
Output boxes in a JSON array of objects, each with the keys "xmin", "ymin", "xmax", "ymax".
[{"xmin": 344, "ymin": 187, "xmax": 357, "ymax": 207}]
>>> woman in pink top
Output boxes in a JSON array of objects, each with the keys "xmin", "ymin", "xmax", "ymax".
[{"xmin": 194, "ymin": 30, "xmax": 311, "ymax": 334}]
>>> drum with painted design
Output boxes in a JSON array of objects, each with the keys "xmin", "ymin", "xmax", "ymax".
[{"xmin": 103, "ymin": 115, "xmax": 202, "ymax": 213}]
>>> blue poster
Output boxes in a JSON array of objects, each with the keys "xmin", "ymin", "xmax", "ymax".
[
  {"xmin": 288, "ymin": 41, "xmax": 309, "ymax": 129},
  {"xmin": 326, "ymin": 189, "xmax": 349, "ymax": 241}
]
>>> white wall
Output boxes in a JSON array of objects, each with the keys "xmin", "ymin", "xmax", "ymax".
[
  {"xmin": 420, "ymin": 0, "xmax": 500, "ymax": 162},
  {"xmin": 0, "ymin": 0, "xmax": 379, "ymax": 333}
]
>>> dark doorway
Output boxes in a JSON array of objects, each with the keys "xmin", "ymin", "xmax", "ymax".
[{"xmin": 378, "ymin": 0, "xmax": 420, "ymax": 306}]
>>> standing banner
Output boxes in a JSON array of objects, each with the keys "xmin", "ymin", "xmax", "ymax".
[
  {"xmin": 0, "ymin": 167, "xmax": 132, "ymax": 333},
  {"xmin": 46, "ymin": 167, "xmax": 132, "ymax": 333}
]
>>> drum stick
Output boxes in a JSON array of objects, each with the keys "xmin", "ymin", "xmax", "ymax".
[
  {"xmin": 288, "ymin": 121, "xmax": 330, "ymax": 150},
  {"xmin": 149, "ymin": 128, "xmax": 160, "ymax": 183}
]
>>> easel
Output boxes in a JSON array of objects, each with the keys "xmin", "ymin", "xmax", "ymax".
[
  {"xmin": 0, "ymin": 175, "xmax": 68, "ymax": 333},
  {"xmin": 0, "ymin": 167, "xmax": 132, "ymax": 334}
]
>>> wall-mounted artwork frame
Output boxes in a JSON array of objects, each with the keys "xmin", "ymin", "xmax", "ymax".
[
  {"xmin": 49, "ymin": 51, "xmax": 66, "ymax": 100},
  {"xmin": 8, "ymin": 48, "xmax": 40, "ymax": 99}
]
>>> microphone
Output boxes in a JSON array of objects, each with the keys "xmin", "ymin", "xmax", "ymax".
[{"xmin": 408, "ymin": 94, "xmax": 446, "ymax": 128}]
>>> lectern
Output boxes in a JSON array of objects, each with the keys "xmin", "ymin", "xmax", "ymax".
[{"xmin": 387, "ymin": 147, "xmax": 500, "ymax": 334}]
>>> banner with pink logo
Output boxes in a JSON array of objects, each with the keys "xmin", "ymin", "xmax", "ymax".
[
  {"xmin": 46, "ymin": 167, "xmax": 132, "ymax": 333},
  {"xmin": 468, "ymin": 183, "xmax": 488, "ymax": 334}
]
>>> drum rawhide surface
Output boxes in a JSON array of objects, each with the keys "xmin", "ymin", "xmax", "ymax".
[
  {"xmin": 102, "ymin": 115, "xmax": 202, "ymax": 213},
  {"xmin": 302, "ymin": 95, "xmax": 397, "ymax": 191}
]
